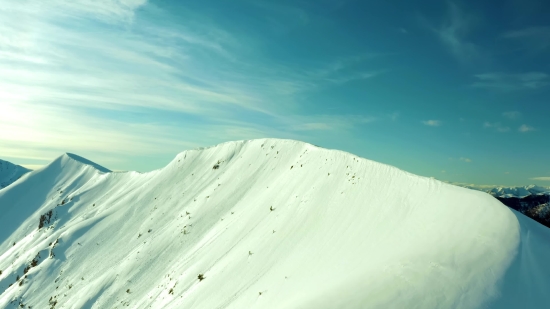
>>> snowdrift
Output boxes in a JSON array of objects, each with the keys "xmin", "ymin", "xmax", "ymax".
[{"xmin": 0, "ymin": 139, "xmax": 549, "ymax": 309}]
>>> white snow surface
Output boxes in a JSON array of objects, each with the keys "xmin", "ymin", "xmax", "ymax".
[
  {"xmin": 0, "ymin": 139, "xmax": 549, "ymax": 309},
  {"xmin": 0, "ymin": 160, "xmax": 30, "ymax": 190}
]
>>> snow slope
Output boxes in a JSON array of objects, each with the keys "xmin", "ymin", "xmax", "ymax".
[
  {"xmin": 0, "ymin": 139, "xmax": 549, "ymax": 309},
  {"xmin": 0, "ymin": 160, "xmax": 30, "ymax": 190}
]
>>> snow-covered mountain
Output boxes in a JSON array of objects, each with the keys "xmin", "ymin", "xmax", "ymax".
[
  {"xmin": 487, "ymin": 185, "xmax": 550, "ymax": 198},
  {"xmin": 0, "ymin": 160, "xmax": 30, "ymax": 190},
  {"xmin": 1, "ymin": 139, "xmax": 549, "ymax": 309},
  {"xmin": 453, "ymin": 183, "xmax": 550, "ymax": 198},
  {"xmin": 452, "ymin": 183, "xmax": 550, "ymax": 227}
]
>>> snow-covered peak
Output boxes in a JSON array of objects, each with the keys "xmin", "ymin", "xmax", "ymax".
[
  {"xmin": 170, "ymin": 138, "xmax": 385, "ymax": 173},
  {"xmin": 1, "ymin": 139, "xmax": 549, "ymax": 309},
  {"xmin": 0, "ymin": 159, "xmax": 30, "ymax": 189},
  {"xmin": 25, "ymin": 153, "xmax": 111, "ymax": 180},
  {"xmin": 55, "ymin": 153, "xmax": 111, "ymax": 173}
]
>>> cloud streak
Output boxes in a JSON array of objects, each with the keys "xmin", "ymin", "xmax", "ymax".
[
  {"xmin": 483, "ymin": 122, "xmax": 510, "ymax": 132},
  {"xmin": 422, "ymin": 120, "xmax": 442, "ymax": 127},
  {"xmin": 502, "ymin": 111, "xmax": 521, "ymax": 120},
  {"xmin": 289, "ymin": 115, "xmax": 376, "ymax": 131},
  {"xmin": 502, "ymin": 26, "xmax": 550, "ymax": 54},
  {"xmin": 518, "ymin": 124, "xmax": 535, "ymax": 133},
  {"xmin": 429, "ymin": 1, "xmax": 480, "ymax": 63},
  {"xmin": 473, "ymin": 72, "xmax": 550, "ymax": 91},
  {"xmin": 0, "ymin": 0, "xmax": 390, "ymax": 170}
]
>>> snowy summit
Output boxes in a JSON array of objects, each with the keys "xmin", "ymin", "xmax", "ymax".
[{"xmin": 0, "ymin": 139, "xmax": 549, "ymax": 309}]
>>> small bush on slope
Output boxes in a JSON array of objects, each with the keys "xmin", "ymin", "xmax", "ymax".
[{"xmin": 38, "ymin": 210, "xmax": 54, "ymax": 229}]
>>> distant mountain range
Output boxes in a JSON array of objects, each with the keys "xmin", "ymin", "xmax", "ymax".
[
  {"xmin": 454, "ymin": 184, "xmax": 550, "ymax": 198},
  {"xmin": 486, "ymin": 185, "xmax": 550, "ymax": 198}
]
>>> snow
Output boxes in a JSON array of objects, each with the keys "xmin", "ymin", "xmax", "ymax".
[
  {"xmin": 0, "ymin": 160, "xmax": 30, "ymax": 190},
  {"xmin": 0, "ymin": 139, "xmax": 549, "ymax": 309}
]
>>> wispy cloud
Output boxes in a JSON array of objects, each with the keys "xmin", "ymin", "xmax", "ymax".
[
  {"xmin": 0, "ymin": 101, "xmax": 295, "ymax": 170},
  {"xmin": 289, "ymin": 115, "xmax": 376, "ymax": 131},
  {"xmin": 530, "ymin": 177, "xmax": 550, "ymax": 181},
  {"xmin": 473, "ymin": 72, "xmax": 550, "ymax": 90},
  {"xmin": 248, "ymin": 0, "xmax": 310, "ymax": 34},
  {"xmin": 0, "ymin": 0, "xmax": 267, "ymax": 116},
  {"xmin": 483, "ymin": 121, "xmax": 536, "ymax": 133},
  {"xmin": 518, "ymin": 124, "xmax": 535, "ymax": 133},
  {"xmin": 422, "ymin": 120, "xmax": 442, "ymax": 127},
  {"xmin": 448, "ymin": 157, "xmax": 472, "ymax": 163},
  {"xmin": 322, "ymin": 71, "xmax": 382, "ymax": 85},
  {"xmin": 483, "ymin": 122, "xmax": 510, "ymax": 132},
  {"xmin": 502, "ymin": 111, "xmax": 521, "ymax": 120},
  {"xmin": 427, "ymin": 1, "xmax": 480, "ymax": 63},
  {"xmin": 21, "ymin": 0, "xmax": 149, "ymax": 23},
  {"xmin": 309, "ymin": 55, "xmax": 386, "ymax": 85},
  {"xmin": 502, "ymin": 26, "xmax": 550, "ymax": 53},
  {"xmin": 0, "ymin": 0, "xmax": 391, "ymax": 170},
  {"xmin": 314, "ymin": 54, "xmax": 379, "ymax": 74}
]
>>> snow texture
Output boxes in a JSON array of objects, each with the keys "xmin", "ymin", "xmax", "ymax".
[
  {"xmin": 0, "ymin": 139, "xmax": 549, "ymax": 309},
  {"xmin": 0, "ymin": 160, "xmax": 30, "ymax": 190}
]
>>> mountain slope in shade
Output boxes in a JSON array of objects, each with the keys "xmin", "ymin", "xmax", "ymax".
[
  {"xmin": 495, "ymin": 194, "xmax": 550, "ymax": 229},
  {"xmin": 0, "ymin": 139, "xmax": 549, "ymax": 309},
  {"xmin": 453, "ymin": 183, "xmax": 550, "ymax": 228},
  {"xmin": 0, "ymin": 160, "xmax": 30, "ymax": 190}
]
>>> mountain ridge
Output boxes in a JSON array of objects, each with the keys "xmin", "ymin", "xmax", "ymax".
[
  {"xmin": 0, "ymin": 160, "xmax": 30, "ymax": 190},
  {"xmin": 0, "ymin": 138, "xmax": 549, "ymax": 308},
  {"xmin": 452, "ymin": 183, "xmax": 550, "ymax": 198},
  {"xmin": 60, "ymin": 153, "xmax": 111, "ymax": 173}
]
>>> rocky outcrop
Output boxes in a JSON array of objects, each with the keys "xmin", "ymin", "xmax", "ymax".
[{"xmin": 496, "ymin": 195, "xmax": 550, "ymax": 228}]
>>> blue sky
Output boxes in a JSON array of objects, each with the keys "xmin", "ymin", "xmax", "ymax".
[{"xmin": 0, "ymin": 0, "xmax": 549, "ymax": 186}]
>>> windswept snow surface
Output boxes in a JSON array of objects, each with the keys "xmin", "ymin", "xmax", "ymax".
[
  {"xmin": 0, "ymin": 160, "xmax": 30, "ymax": 190},
  {"xmin": 0, "ymin": 139, "xmax": 549, "ymax": 309}
]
